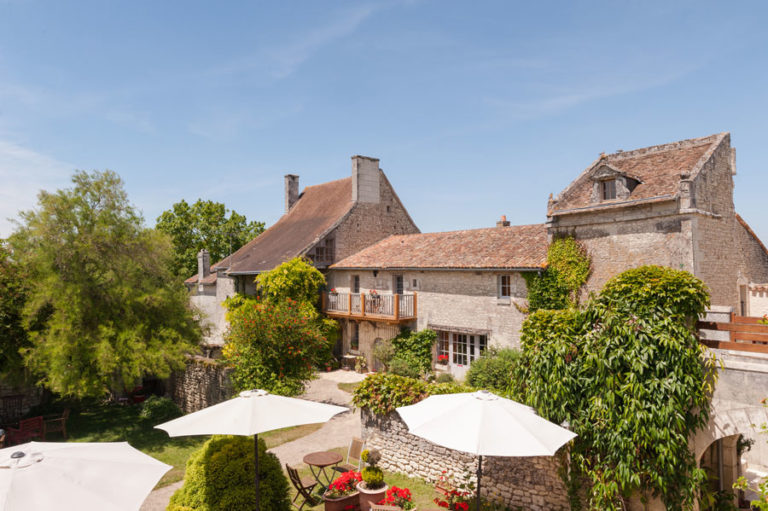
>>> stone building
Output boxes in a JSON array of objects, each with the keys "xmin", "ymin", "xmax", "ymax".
[
  {"xmin": 547, "ymin": 132, "xmax": 768, "ymax": 313},
  {"xmin": 326, "ymin": 222, "xmax": 547, "ymax": 377},
  {"xmin": 185, "ymin": 154, "xmax": 419, "ymax": 347}
]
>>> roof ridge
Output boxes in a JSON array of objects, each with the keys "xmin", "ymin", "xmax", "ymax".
[
  {"xmin": 389, "ymin": 223, "xmax": 545, "ymax": 238},
  {"xmin": 605, "ymin": 132, "xmax": 726, "ymax": 161}
]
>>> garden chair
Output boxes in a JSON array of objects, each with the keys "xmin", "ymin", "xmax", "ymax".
[
  {"xmin": 7, "ymin": 416, "xmax": 44, "ymax": 445},
  {"xmin": 43, "ymin": 408, "xmax": 70, "ymax": 439},
  {"xmin": 333, "ymin": 436, "xmax": 364, "ymax": 473},
  {"xmin": 286, "ymin": 463, "xmax": 320, "ymax": 511}
]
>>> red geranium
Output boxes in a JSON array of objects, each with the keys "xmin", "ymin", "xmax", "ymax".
[
  {"xmin": 325, "ymin": 471, "xmax": 362, "ymax": 499},
  {"xmin": 378, "ymin": 485, "xmax": 415, "ymax": 510}
]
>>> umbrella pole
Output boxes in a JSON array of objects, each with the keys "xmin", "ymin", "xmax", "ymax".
[
  {"xmin": 476, "ymin": 454, "xmax": 482, "ymax": 511},
  {"xmin": 254, "ymin": 433, "xmax": 260, "ymax": 511}
]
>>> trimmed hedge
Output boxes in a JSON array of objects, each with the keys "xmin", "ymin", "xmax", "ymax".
[
  {"xmin": 352, "ymin": 372, "xmax": 471, "ymax": 415},
  {"xmin": 168, "ymin": 435, "xmax": 290, "ymax": 511}
]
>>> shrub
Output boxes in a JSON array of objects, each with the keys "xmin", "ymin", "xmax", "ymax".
[
  {"xmin": 391, "ymin": 329, "xmax": 436, "ymax": 375},
  {"xmin": 139, "ymin": 395, "xmax": 182, "ymax": 424},
  {"xmin": 372, "ymin": 338, "xmax": 395, "ymax": 370},
  {"xmin": 361, "ymin": 466, "xmax": 385, "ymax": 489},
  {"xmin": 435, "ymin": 372, "xmax": 454, "ymax": 384},
  {"xmin": 168, "ymin": 435, "xmax": 290, "ymax": 511},
  {"xmin": 388, "ymin": 352, "xmax": 423, "ymax": 379},
  {"xmin": 353, "ymin": 372, "xmax": 471, "ymax": 415},
  {"xmin": 466, "ymin": 348, "xmax": 521, "ymax": 392}
]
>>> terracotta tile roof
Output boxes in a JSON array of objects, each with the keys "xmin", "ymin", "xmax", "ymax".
[
  {"xmin": 186, "ymin": 177, "xmax": 354, "ymax": 280},
  {"xmin": 331, "ymin": 224, "xmax": 548, "ymax": 270},
  {"xmin": 184, "ymin": 272, "xmax": 216, "ymax": 285},
  {"xmin": 550, "ymin": 133, "xmax": 728, "ymax": 215}
]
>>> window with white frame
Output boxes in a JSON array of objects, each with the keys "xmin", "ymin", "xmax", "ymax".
[
  {"xmin": 498, "ymin": 275, "xmax": 511, "ymax": 298},
  {"xmin": 453, "ymin": 334, "xmax": 468, "ymax": 366}
]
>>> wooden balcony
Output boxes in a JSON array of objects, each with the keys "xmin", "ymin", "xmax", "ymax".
[
  {"xmin": 698, "ymin": 314, "xmax": 768, "ymax": 355},
  {"xmin": 322, "ymin": 292, "xmax": 417, "ymax": 324}
]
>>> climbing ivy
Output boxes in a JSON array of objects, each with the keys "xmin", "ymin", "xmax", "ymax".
[
  {"xmin": 523, "ymin": 236, "xmax": 591, "ymax": 312},
  {"xmin": 516, "ymin": 266, "xmax": 717, "ymax": 510}
]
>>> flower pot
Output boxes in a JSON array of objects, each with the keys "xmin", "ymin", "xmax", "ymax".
[
  {"xmin": 356, "ymin": 482, "xmax": 387, "ymax": 510},
  {"xmin": 323, "ymin": 491, "xmax": 359, "ymax": 511}
]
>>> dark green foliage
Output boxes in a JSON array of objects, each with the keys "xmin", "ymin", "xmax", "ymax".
[
  {"xmin": 168, "ymin": 435, "xmax": 290, "ymax": 511},
  {"xmin": 524, "ymin": 237, "xmax": 591, "ymax": 312},
  {"xmin": 156, "ymin": 199, "xmax": 264, "ymax": 278},
  {"xmin": 372, "ymin": 338, "xmax": 395, "ymax": 371},
  {"xmin": 0, "ymin": 241, "xmax": 30, "ymax": 380},
  {"xmin": 352, "ymin": 372, "xmax": 471, "ymax": 415},
  {"xmin": 139, "ymin": 395, "xmax": 182, "ymax": 424},
  {"xmin": 389, "ymin": 328, "xmax": 436, "ymax": 378},
  {"xmin": 9, "ymin": 171, "xmax": 200, "ymax": 398},
  {"xmin": 517, "ymin": 266, "xmax": 715, "ymax": 510},
  {"xmin": 466, "ymin": 347, "xmax": 521, "ymax": 392}
]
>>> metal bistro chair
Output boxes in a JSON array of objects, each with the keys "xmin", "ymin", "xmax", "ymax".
[
  {"xmin": 333, "ymin": 436, "xmax": 364, "ymax": 474},
  {"xmin": 286, "ymin": 463, "xmax": 320, "ymax": 511}
]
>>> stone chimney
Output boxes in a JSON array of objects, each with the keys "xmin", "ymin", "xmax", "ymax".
[
  {"xmin": 285, "ymin": 174, "xmax": 299, "ymax": 213},
  {"xmin": 197, "ymin": 249, "xmax": 210, "ymax": 283},
  {"xmin": 351, "ymin": 155, "xmax": 380, "ymax": 204},
  {"xmin": 496, "ymin": 215, "xmax": 511, "ymax": 227}
]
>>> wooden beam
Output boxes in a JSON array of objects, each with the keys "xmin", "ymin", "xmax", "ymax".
[
  {"xmin": 394, "ymin": 294, "xmax": 400, "ymax": 320},
  {"xmin": 697, "ymin": 321, "xmax": 768, "ymax": 334}
]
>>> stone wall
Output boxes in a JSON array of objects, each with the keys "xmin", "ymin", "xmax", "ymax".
[
  {"xmin": 170, "ymin": 356, "xmax": 233, "ymax": 413},
  {"xmin": 361, "ymin": 408, "xmax": 570, "ymax": 510}
]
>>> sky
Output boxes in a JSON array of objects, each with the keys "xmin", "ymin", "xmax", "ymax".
[{"xmin": 1, "ymin": 1, "xmax": 768, "ymax": 242}]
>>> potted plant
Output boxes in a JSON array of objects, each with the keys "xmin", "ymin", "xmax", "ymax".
[
  {"xmin": 378, "ymin": 486, "xmax": 417, "ymax": 510},
  {"xmin": 357, "ymin": 449, "xmax": 388, "ymax": 510},
  {"xmin": 323, "ymin": 471, "xmax": 361, "ymax": 511}
]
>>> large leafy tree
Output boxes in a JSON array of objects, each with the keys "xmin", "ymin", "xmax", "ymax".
[
  {"xmin": 517, "ymin": 266, "xmax": 716, "ymax": 510},
  {"xmin": 156, "ymin": 199, "xmax": 264, "ymax": 278},
  {"xmin": 10, "ymin": 170, "xmax": 201, "ymax": 398},
  {"xmin": 0, "ymin": 241, "xmax": 30, "ymax": 381}
]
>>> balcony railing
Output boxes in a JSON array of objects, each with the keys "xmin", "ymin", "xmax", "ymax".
[{"xmin": 322, "ymin": 292, "xmax": 417, "ymax": 323}]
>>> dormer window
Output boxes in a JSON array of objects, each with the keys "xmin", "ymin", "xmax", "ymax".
[{"xmin": 602, "ymin": 179, "xmax": 617, "ymax": 200}]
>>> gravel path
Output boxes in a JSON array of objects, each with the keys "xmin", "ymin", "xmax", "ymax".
[{"xmin": 140, "ymin": 370, "xmax": 366, "ymax": 510}]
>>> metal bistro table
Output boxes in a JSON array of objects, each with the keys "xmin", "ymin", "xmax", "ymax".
[{"xmin": 303, "ymin": 450, "xmax": 343, "ymax": 488}]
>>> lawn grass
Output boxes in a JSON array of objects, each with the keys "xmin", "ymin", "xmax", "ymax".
[
  {"xmin": 337, "ymin": 381, "xmax": 361, "ymax": 394},
  {"xmin": 66, "ymin": 402, "xmax": 322, "ymax": 488},
  {"xmin": 290, "ymin": 446, "xmax": 439, "ymax": 510}
]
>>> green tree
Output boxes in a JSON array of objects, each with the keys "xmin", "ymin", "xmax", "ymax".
[
  {"xmin": 517, "ymin": 266, "xmax": 715, "ymax": 510},
  {"xmin": 255, "ymin": 257, "xmax": 326, "ymax": 305},
  {"xmin": 0, "ymin": 241, "xmax": 30, "ymax": 380},
  {"xmin": 10, "ymin": 170, "xmax": 201, "ymax": 398},
  {"xmin": 223, "ymin": 298, "xmax": 331, "ymax": 395},
  {"xmin": 156, "ymin": 199, "xmax": 264, "ymax": 278}
]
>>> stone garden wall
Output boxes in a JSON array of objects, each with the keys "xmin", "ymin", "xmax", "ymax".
[
  {"xmin": 361, "ymin": 408, "xmax": 571, "ymax": 510},
  {"xmin": 169, "ymin": 355, "xmax": 233, "ymax": 413}
]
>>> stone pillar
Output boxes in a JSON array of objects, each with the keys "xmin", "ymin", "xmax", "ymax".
[
  {"xmin": 285, "ymin": 174, "xmax": 299, "ymax": 212},
  {"xmin": 351, "ymin": 155, "xmax": 380, "ymax": 204}
]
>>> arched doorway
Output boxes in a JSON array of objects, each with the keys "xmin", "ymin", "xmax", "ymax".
[{"xmin": 699, "ymin": 434, "xmax": 744, "ymax": 510}]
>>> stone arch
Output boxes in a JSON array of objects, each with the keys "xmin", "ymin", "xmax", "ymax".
[{"xmin": 698, "ymin": 434, "xmax": 741, "ymax": 509}]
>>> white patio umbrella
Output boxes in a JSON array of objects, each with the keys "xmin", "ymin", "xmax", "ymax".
[
  {"xmin": 156, "ymin": 389, "xmax": 348, "ymax": 511},
  {"xmin": 0, "ymin": 441, "xmax": 171, "ymax": 511},
  {"xmin": 396, "ymin": 390, "xmax": 576, "ymax": 511}
]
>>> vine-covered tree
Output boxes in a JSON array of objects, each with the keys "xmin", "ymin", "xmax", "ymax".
[
  {"xmin": 10, "ymin": 170, "xmax": 201, "ymax": 398},
  {"xmin": 517, "ymin": 266, "xmax": 716, "ymax": 510},
  {"xmin": 156, "ymin": 199, "xmax": 264, "ymax": 278}
]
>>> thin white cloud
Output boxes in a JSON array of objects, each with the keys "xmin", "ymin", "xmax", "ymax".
[
  {"xmin": 213, "ymin": 3, "xmax": 379, "ymax": 80},
  {"xmin": 0, "ymin": 140, "xmax": 73, "ymax": 238}
]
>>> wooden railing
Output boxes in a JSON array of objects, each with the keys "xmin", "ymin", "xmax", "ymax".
[
  {"xmin": 322, "ymin": 292, "xmax": 417, "ymax": 323},
  {"xmin": 698, "ymin": 314, "xmax": 768, "ymax": 355}
]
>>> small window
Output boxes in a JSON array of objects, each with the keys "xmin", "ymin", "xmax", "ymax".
[
  {"xmin": 437, "ymin": 331, "xmax": 449, "ymax": 364},
  {"xmin": 602, "ymin": 179, "xmax": 617, "ymax": 200},
  {"xmin": 498, "ymin": 275, "xmax": 511, "ymax": 298},
  {"xmin": 352, "ymin": 275, "xmax": 360, "ymax": 294},
  {"xmin": 393, "ymin": 275, "xmax": 404, "ymax": 295},
  {"xmin": 350, "ymin": 323, "xmax": 359, "ymax": 352}
]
